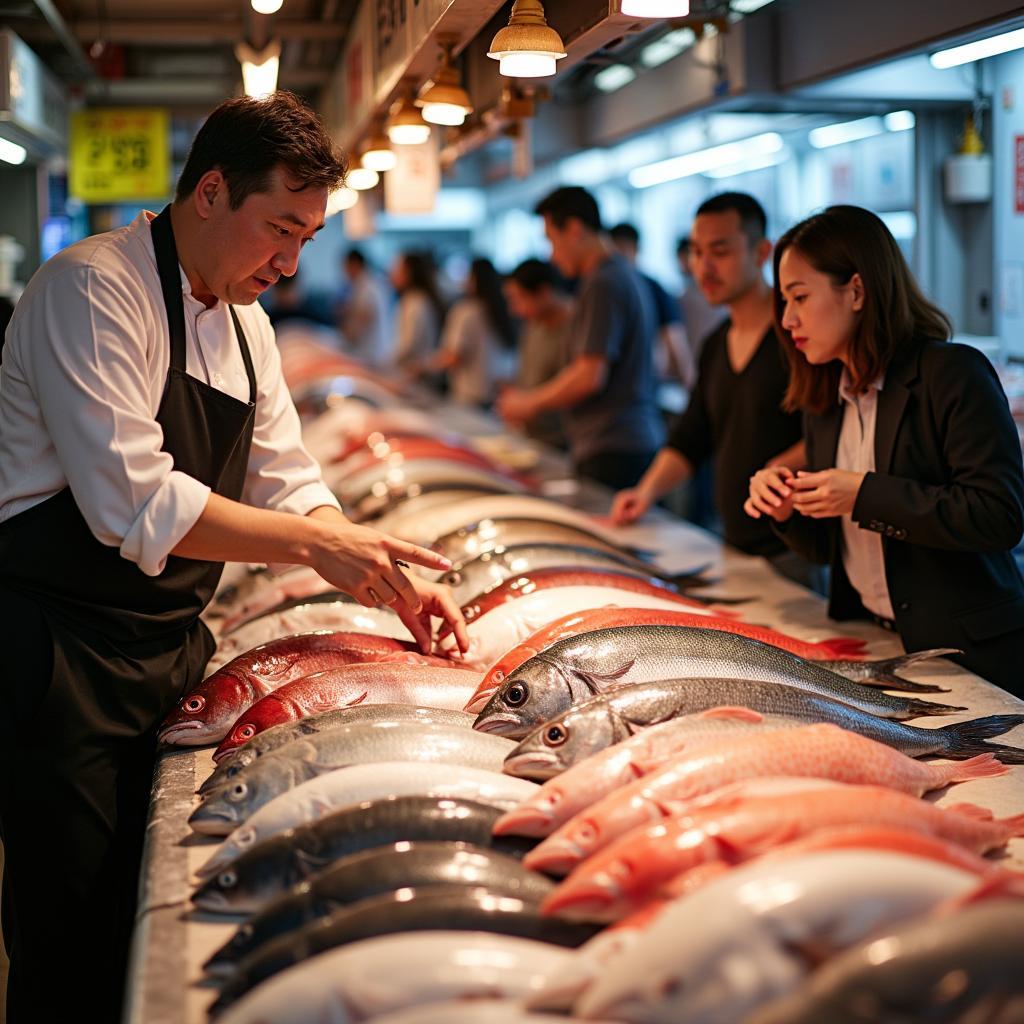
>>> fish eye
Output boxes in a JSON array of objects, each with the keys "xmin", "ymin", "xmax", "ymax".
[
  {"xmin": 237, "ymin": 827, "xmax": 256, "ymax": 848},
  {"xmin": 446, "ymin": 571, "xmax": 462, "ymax": 586},
  {"xmin": 544, "ymin": 724, "xmax": 568, "ymax": 747},
  {"xmin": 228, "ymin": 782, "xmax": 248, "ymax": 802},
  {"xmin": 184, "ymin": 696, "xmax": 205, "ymax": 713},
  {"xmin": 505, "ymin": 682, "xmax": 529, "ymax": 707},
  {"xmin": 218, "ymin": 870, "xmax": 238, "ymax": 890},
  {"xmin": 237, "ymin": 725, "xmax": 256, "ymax": 741}
]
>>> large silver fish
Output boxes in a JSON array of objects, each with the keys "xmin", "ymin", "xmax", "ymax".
[
  {"xmin": 502, "ymin": 679, "xmax": 1024, "ymax": 777},
  {"xmin": 204, "ymin": 840, "xmax": 554, "ymax": 972},
  {"xmin": 190, "ymin": 721, "xmax": 514, "ymax": 834},
  {"xmin": 199, "ymin": 704, "xmax": 474, "ymax": 795},
  {"xmin": 473, "ymin": 625, "xmax": 962, "ymax": 737},
  {"xmin": 749, "ymin": 899, "xmax": 1024, "ymax": 1024}
]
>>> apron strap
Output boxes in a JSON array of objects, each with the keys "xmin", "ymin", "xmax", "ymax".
[
  {"xmin": 229, "ymin": 306, "xmax": 257, "ymax": 405},
  {"xmin": 150, "ymin": 206, "xmax": 187, "ymax": 374}
]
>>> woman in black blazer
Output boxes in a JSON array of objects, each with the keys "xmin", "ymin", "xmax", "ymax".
[{"xmin": 746, "ymin": 205, "xmax": 1024, "ymax": 696}]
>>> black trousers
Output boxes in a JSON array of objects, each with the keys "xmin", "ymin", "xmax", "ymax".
[
  {"xmin": 575, "ymin": 450, "xmax": 656, "ymax": 492},
  {"xmin": 0, "ymin": 592, "xmax": 154, "ymax": 1024}
]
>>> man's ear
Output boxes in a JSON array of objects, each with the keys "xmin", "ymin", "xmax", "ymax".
[
  {"xmin": 193, "ymin": 170, "xmax": 226, "ymax": 220},
  {"xmin": 756, "ymin": 237, "xmax": 774, "ymax": 267}
]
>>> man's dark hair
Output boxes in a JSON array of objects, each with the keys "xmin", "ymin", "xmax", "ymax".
[
  {"xmin": 175, "ymin": 91, "xmax": 347, "ymax": 210},
  {"xmin": 534, "ymin": 186, "xmax": 602, "ymax": 233},
  {"xmin": 676, "ymin": 236, "xmax": 691, "ymax": 256},
  {"xmin": 695, "ymin": 192, "xmax": 768, "ymax": 244},
  {"xmin": 345, "ymin": 248, "xmax": 367, "ymax": 268},
  {"xmin": 508, "ymin": 258, "xmax": 566, "ymax": 295},
  {"xmin": 609, "ymin": 223, "xmax": 640, "ymax": 246}
]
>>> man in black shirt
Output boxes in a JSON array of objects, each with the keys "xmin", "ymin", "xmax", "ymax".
[{"xmin": 611, "ymin": 192, "xmax": 817, "ymax": 588}]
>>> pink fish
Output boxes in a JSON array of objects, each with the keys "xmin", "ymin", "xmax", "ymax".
[
  {"xmin": 525, "ymin": 724, "xmax": 1007, "ymax": 874},
  {"xmin": 212, "ymin": 662, "xmax": 482, "ymax": 760},
  {"xmin": 542, "ymin": 783, "xmax": 1024, "ymax": 921},
  {"xmin": 159, "ymin": 631, "xmax": 462, "ymax": 747}
]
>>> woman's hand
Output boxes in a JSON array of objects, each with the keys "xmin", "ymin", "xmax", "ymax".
[
  {"xmin": 745, "ymin": 465, "xmax": 797, "ymax": 522},
  {"xmin": 611, "ymin": 487, "xmax": 652, "ymax": 526},
  {"xmin": 790, "ymin": 469, "xmax": 866, "ymax": 519},
  {"xmin": 396, "ymin": 576, "xmax": 470, "ymax": 656}
]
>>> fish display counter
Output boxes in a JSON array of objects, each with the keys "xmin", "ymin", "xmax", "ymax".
[{"xmin": 124, "ymin": 350, "xmax": 1024, "ymax": 1024}]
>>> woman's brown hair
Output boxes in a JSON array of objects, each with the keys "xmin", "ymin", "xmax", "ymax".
[{"xmin": 773, "ymin": 205, "xmax": 952, "ymax": 415}]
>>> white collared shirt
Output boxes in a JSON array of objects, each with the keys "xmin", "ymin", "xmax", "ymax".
[
  {"xmin": 0, "ymin": 211, "xmax": 339, "ymax": 577},
  {"xmin": 836, "ymin": 368, "xmax": 895, "ymax": 620}
]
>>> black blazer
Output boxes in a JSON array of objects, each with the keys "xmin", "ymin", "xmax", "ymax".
[{"xmin": 776, "ymin": 338, "xmax": 1024, "ymax": 696}]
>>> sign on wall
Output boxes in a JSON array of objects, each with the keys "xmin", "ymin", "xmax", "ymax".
[{"xmin": 69, "ymin": 108, "xmax": 170, "ymax": 204}]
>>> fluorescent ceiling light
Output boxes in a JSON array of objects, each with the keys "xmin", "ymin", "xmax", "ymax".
[
  {"xmin": 808, "ymin": 115, "xmax": 884, "ymax": 149},
  {"xmin": 640, "ymin": 28, "xmax": 697, "ymax": 68},
  {"xmin": 0, "ymin": 137, "xmax": 27, "ymax": 165},
  {"xmin": 629, "ymin": 132, "xmax": 783, "ymax": 188},
  {"xmin": 704, "ymin": 149, "xmax": 788, "ymax": 179},
  {"xmin": 621, "ymin": 0, "xmax": 689, "ymax": 15},
  {"xmin": 884, "ymin": 110, "xmax": 915, "ymax": 132},
  {"xmin": 930, "ymin": 26, "xmax": 1024, "ymax": 69},
  {"xmin": 594, "ymin": 64, "xmax": 637, "ymax": 93},
  {"xmin": 326, "ymin": 187, "xmax": 358, "ymax": 216},
  {"xmin": 251, "ymin": 0, "xmax": 283, "ymax": 12},
  {"xmin": 731, "ymin": 0, "xmax": 775, "ymax": 12}
]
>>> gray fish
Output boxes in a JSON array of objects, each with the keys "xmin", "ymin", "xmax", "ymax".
[
  {"xmin": 473, "ymin": 625, "xmax": 963, "ymax": 738},
  {"xmin": 199, "ymin": 704, "xmax": 474, "ymax": 795},
  {"xmin": 749, "ymin": 899, "xmax": 1024, "ymax": 1024},
  {"xmin": 192, "ymin": 796, "xmax": 535, "ymax": 915},
  {"xmin": 430, "ymin": 518, "xmax": 654, "ymax": 565},
  {"xmin": 190, "ymin": 721, "xmax": 513, "ymax": 834},
  {"xmin": 439, "ymin": 544, "xmax": 714, "ymax": 604},
  {"xmin": 204, "ymin": 841, "xmax": 555, "ymax": 976},
  {"xmin": 210, "ymin": 885, "xmax": 601, "ymax": 1015},
  {"xmin": 502, "ymin": 679, "xmax": 1024, "ymax": 777}
]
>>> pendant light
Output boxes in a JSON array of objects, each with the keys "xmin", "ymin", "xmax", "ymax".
[
  {"xmin": 345, "ymin": 156, "xmax": 380, "ymax": 191},
  {"xmin": 488, "ymin": 0, "xmax": 567, "ymax": 79},
  {"xmin": 251, "ymin": 0, "xmax": 283, "ymax": 13},
  {"xmin": 620, "ymin": 0, "xmax": 690, "ymax": 15},
  {"xmin": 417, "ymin": 37, "xmax": 474, "ymax": 127},
  {"xmin": 326, "ymin": 187, "xmax": 359, "ymax": 216},
  {"xmin": 387, "ymin": 95, "xmax": 432, "ymax": 146},
  {"xmin": 361, "ymin": 130, "xmax": 397, "ymax": 172}
]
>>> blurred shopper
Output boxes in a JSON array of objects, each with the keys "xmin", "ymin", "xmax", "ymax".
[
  {"xmin": 431, "ymin": 257, "xmax": 516, "ymax": 407},
  {"xmin": 609, "ymin": 222, "xmax": 689, "ymax": 386},
  {"xmin": 339, "ymin": 248, "xmax": 392, "ymax": 367},
  {"xmin": 391, "ymin": 249, "xmax": 444, "ymax": 376},
  {"xmin": 677, "ymin": 235, "xmax": 727, "ymax": 383},
  {"xmin": 747, "ymin": 205, "xmax": 1024, "ymax": 693},
  {"xmin": 498, "ymin": 186, "xmax": 664, "ymax": 489},
  {"xmin": 612, "ymin": 192, "xmax": 814, "ymax": 588},
  {"xmin": 504, "ymin": 258, "xmax": 572, "ymax": 449}
]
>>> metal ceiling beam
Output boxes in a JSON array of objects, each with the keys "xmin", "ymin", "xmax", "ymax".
[
  {"xmin": 30, "ymin": 0, "xmax": 95, "ymax": 78},
  {"xmin": 67, "ymin": 19, "xmax": 349, "ymax": 44}
]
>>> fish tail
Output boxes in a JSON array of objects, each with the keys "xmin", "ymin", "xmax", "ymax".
[
  {"xmin": 998, "ymin": 811, "xmax": 1024, "ymax": 838},
  {"xmin": 824, "ymin": 648, "xmax": 961, "ymax": 692},
  {"xmin": 903, "ymin": 696, "xmax": 968, "ymax": 717},
  {"xmin": 944, "ymin": 752, "xmax": 1011, "ymax": 783},
  {"xmin": 933, "ymin": 713, "xmax": 1024, "ymax": 764}
]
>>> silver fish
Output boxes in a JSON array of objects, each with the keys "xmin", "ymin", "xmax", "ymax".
[
  {"xmin": 749, "ymin": 899, "xmax": 1024, "ymax": 1024},
  {"xmin": 502, "ymin": 678, "xmax": 1024, "ymax": 775},
  {"xmin": 190, "ymin": 721, "xmax": 514, "ymax": 834},
  {"xmin": 473, "ymin": 625, "xmax": 963, "ymax": 737},
  {"xmin": 200, "ymin": 704, "xmax": 474, "ymax": 795}
]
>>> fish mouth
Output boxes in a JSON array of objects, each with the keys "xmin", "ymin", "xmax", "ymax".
[
  {"xmin": 492, "ymin": 806, "xmax": 555, "ymax": 838},
  {"xmin": 464, "ymin": 689, "xmax": 498, "ymax": 714},
  {"xmin": 540, "ymin": 872, "xmax": 621, "ymax": 921},
  {"xmin": 158, "ymin": 720, "xmax": 219, "ymax": 746},
  {"xmin": 187, "ymin": 803, "xmax": 239, "ymax": 836},
  {"xmin": 197, "ymin": 771, "xmax": 228, "ymax": 796},
  {"xmin": 191, "ymin": 886, "xmax": 234, "ymax": 913},
  {"xmin": 503, "ymin": 751, "xmax": 562, "ymax": 781},
  {"xmin": 524, "ymin": 838, "xmax": 589, "ymax": 877},
  {"xmin": 200, "ymin": 953, "xmax": 239, "ymax": 980},
  {"xmin": 473, "ymin": 714, "xmax": 524, "ymax": 736}
]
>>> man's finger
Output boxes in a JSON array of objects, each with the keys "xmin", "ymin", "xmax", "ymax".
[{"xmin": 385, "ymin": 536, "xmax": 452, "ymax": 573}]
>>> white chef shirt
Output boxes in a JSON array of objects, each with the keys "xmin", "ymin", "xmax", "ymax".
[
  {"xmin": 0, "ymin": 211, "xmax": 340, "ymax": 578},
  {"xmin": 835, "ymin": 367, "xmax": 895, "ymax": 620}
]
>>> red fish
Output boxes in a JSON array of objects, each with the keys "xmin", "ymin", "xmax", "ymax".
[
  {"xmin": 159, "ymin": 631, "xmax": 460, "ymax": 747},
  {"xmin": 466, "ymin": 607, "xmax": 869, "ymax": 713},
  {"xmin": 212, "ymin": 662, "xmax": 482, "ymax": 760}
]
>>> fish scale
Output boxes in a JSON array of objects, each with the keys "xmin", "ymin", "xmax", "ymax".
[{"xmin": 474, "ymin": 625, "xmax": 962, "ymax": 737}]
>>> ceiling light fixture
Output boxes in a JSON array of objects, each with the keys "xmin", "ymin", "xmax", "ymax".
[
  {"xmin": 488, "ymin": 0, "xmax": 567, "ymax": 79},
  {"xmin": 236, "ymin": 40, "xmax": 280, "ymax": 99},
  {"xmin": 346, "ymin": 157, "xmax": 380, "ymax": 191},
  {"xmin": 251, "ymin": 0, "xmax": 283, "ymax": 13},
  {"xmin": 387, "ymin": 95, "xmax": 432, "ymax": 145},
  {"xmin": 361, "ymin": 131, "xmax": 397, "ymax": 172},
  {"xmin": 629, "ymin": 132, "xmax": 783, "ymax": 188},
  {"xmin": 808, "ymin": 115, "xmax": 884, "ymax": 149},
  {"xmin": 930, "ymin": 26, "xmax": 1024, "ymax": 69},
  {"xmin": 417, "ymin": 37, "xmax": 474, "ymax": 126},
  {"xmin": 884, "ymin": 110, "xmax": 915, "ymax": 133},
  {"xmin": 640, "ymin": 27, "xmax": 697, "ymax": 68},
  {"xmin": 621, "ymin": 0, "xmax": 690, "ymax": 16},
  {"xmin": 0, "ymin": 137, "xmax": 27, "ymax": 166},
  {"xmin": 326, "ymin": 187, "xmax": 359, "ymax": 216},
  {"xmin": 594, "ymin": 64, "xmax": 637, "ymax": 93}
]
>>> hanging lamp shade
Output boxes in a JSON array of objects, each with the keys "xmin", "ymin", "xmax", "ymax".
[
  {"xmin": 417, "ymin": 62, "xmax": 473, "ymax": 126},
  {"xmin": 346, "ymin": 157, "xmax": 380, "ymax": 191},
  {"xmin": 621, "ymin": 0, "xmax": 690, "ymax": 15},
  {"xmin": 488, "ymin": 0, "xmax": 567, "ymax": 79},
  {"xmin": 387, "ymin": 96, "xmax": 432, "ymax": 145},
  {"xmin": 362, "ymin": 132, "xmax": 397, "ymax": 172}
]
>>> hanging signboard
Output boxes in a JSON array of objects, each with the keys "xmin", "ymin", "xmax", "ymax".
[
  {"xmin": 69, "ymin": 108, "xmax": 170, "ymax": 204},
  {"xmin": 383, "ymin": 137, "xmax": 440, "ymax": 214}
]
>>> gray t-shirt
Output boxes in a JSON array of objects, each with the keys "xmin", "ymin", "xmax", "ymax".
[{"xmin": 564, "ymin": 254, "xmax": 665, "ymax": 462}]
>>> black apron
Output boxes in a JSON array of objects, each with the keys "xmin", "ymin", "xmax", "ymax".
[{"xmin": 0, "ymin": 206, "xmax": 256, "ymax": 1022}]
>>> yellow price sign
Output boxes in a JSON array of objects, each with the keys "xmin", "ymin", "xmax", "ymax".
[{"xmin": 70, "ymin": 108, "xmax": 170, "ymax": 203}]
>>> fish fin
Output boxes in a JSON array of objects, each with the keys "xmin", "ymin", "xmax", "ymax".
[
  {"xmin": 294, "ymin": 848, "xmax": 332, "ymax": 878},
  {"xmin": 698, "ymin": 706, "xmax": 765, "ymax": 724},
  {"xmin": 998, "ymin": 812, "xmax": 1024, "ymax": 838},
  {"xmin": 714, "ymin": 820, "xmax": 804, "ymax": 859},
  {"xmin": 902, "ymin": 697, "xmax": 967, "ymax": 717},
  {"xmin": 946, "ymin": 801, "xmax": 996, "ymax": 822},
  {"xmin": 812, "ymin": 637, "xmax": 870, "ymax": 659},
  {"xmin": 947, "ymin": 753, "xmax": 1010, "ymax": 783},
  {"xmin": 932, "ymin": 714, "xmax": 1024, "ymax": 764},
  {"xmin": 574, "ymin": 660, "xmax": 635, "ymax": 694},
  {"xmin": 820, "ymin": 648, "xmax": 961, "ymax": 692},
  {"xmin": 665, "ymin": 563, "xmax": 714, "ymax": 589}
]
